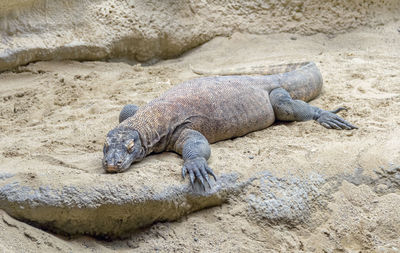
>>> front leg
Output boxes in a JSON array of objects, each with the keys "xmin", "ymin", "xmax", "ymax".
[
  {"xmin": 119, "ymin": 104, "xmax": 139, "ymax": 123},
  {"xmin": 174, "ymin": 129, "xmax": 216, "ymax": 188},
  {"xmin": 270, "ymin": 88, "xmax": 357, "ymax": 130}
]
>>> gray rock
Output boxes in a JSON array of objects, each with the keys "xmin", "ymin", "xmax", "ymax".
[
  {"xmin": 0, "ymin": 167, "xmax": 329, "ymax": 237},
  {"xmin": 245, "ymin": 171, "xmax": 325, "ymax": 226},
  {"xmin": 0, "ymin": 172, "xmax": 243, "ymax": 238}
]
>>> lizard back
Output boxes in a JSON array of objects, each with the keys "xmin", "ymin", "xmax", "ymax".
[{"xmin": 120, "ymin": 62, "xmax": 322, "ymax": 153}]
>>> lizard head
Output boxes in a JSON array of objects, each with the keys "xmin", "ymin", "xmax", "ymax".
[{"xmin": 102, "ymin": 127, "xmax": 145, "ymax": 173}]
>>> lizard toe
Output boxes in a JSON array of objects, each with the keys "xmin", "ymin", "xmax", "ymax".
[
  {"xmin": 200, "ymin": 165, "xmax": 212, "ymax": 188},
  {"xmin": 205, "ymin": 166, "xmax": 217, "ymax": 181},
  {"xmin": 183, "ymin": 157, "xmax": 215, "ymax": 189},
  {"xmin": 317, "ymin": 111, "xmax": 357, "ymax": 130}
]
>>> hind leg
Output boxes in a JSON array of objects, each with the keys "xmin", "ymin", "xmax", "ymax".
[
  {"xmin": 270, "ymin": 88, "xmax": 357, "ymax": 130},
  {"xmin": 119, "ymin": 104, "xmax": 139, "ymax": 123}
]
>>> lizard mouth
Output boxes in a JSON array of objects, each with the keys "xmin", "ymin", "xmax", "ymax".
[
  {"xmin": 105, "ymin": 165, "xmax": 119, "ymax": 173},
  {"xmin": 103, "ymin": 153, "xmax": 135, "ymax": 173}
]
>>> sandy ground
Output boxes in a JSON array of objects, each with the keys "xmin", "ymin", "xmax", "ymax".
[{"xmin": 1, "ymin": 21, "xmax": 400, "ymax": 252}]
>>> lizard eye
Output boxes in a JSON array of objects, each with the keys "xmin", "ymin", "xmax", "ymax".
[{"xmin": 127, "ymin": 140, "xmax": 134, "ymax": 153}]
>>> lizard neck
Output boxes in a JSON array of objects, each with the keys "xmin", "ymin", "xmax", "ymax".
[
  {"xmin": 119, "ymin": 110, "xmax": 171, "ymax": 156},
  {"xmin": 118, "ymin": 99, "xmax": 190, "ymax": 155},
  {"xmin": 118, "ymin": 121, "xmax": 154, "ymax": 156}
]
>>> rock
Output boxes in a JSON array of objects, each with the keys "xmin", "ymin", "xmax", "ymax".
[
  {"xmin": 0, "ymin": 170, "xmax": 243, "ymax": 238},
  {"xmin": 1, "ymin": 0, "xmax": 399, "ymax": 71},
  {"xmin": 244, "ymin": 171, "xmax": 325, "ymax": 226},
  {"xmin": 0, "ymin": 167, "xmax": 327, "ymax": 237}
]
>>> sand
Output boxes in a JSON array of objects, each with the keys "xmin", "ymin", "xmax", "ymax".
[{"xmin": 0, "ymin": 20, "xmax": 400, "ymax": 252}]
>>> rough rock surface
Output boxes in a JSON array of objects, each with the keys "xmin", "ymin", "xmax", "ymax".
[
  {"xmin": 0, "ymin": 170, "xmax": 240, "ymax": 237},
  {"xmin": 245, "ymin": 171, "xmax": 325, "ymax": 227},
  {"xmin": 1, "ymin": 0, "xmax": 400, "ymax": 71}
]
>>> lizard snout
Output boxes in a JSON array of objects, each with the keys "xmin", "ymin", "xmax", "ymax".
[
  {"xmin": 104, "ymin": 159, "xmax": 123, "ymax": 173},
  {"xmin": 105, "ymin": 165, "xmax": 119, "ymax": 173}
]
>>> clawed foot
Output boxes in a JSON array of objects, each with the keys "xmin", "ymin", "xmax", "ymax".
[
  {"xmin": 182, "ymin": 157, "xmax": 217, "ymax": 189},
  {"xmin": 317, "ymin": 107, "xmax": 357, "ymax": 130}
]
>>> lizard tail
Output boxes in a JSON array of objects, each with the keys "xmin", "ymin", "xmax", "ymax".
[
  {"xmin": 190, "ymin": 62, "xmax": 311, "ymax": 76},
  {"xmin": 191, "ymin": 61, "xmax": 323, "ymax": 102},
  {"xmin": 276, "ymin": 61, "xmax": 323, "ymax": 102}
]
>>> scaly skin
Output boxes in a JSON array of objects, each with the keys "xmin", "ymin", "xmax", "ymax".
[{"xmin": 103, "ymin": 62, "xmax": 357, "ymax": 189}]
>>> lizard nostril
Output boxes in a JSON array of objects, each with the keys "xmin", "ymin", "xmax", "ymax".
[{"xmin": 117, "ymin": 161, "xmax": 122, "ymax": 166}]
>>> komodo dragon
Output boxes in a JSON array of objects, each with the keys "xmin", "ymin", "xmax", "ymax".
[{"xmin": 102, "ymin": 62, "xmax": 357, "ymax": 188}]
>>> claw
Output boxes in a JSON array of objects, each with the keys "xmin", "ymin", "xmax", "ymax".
[
  {"xmin": 329, "ymin": 121, "xmax": 341, "ymax": 130},
  {"xmin": 331, "ymin": 119, "xmax": 351, "ymax": 130},
  {"xmin": 321, "ymin": 122, "xmax": 331, "ymax": 129},
  {"xmin": 182, "ymin": 165, "xmax": 187, "ymax": 179},
  {"xmin": 206, "ymin": 166, "xmax": 217, "ymax": 181},
  {"xmin": 200, "ymin": 166, "xmax": 212, "ymax": 187},
  {"xmin": 330, "ymin": 107, "xmax": 347, "ymax": 114},
  {"xmin": 194, "ymin": 169, "xmax": 206, "ymax": 190},
  {"xmin": 334, "ymin": 115, "xmax": 358, "ymax": 129},
  {"xmin": 189, "ymin": 169, "xmax": 195, "ymax": 186},
  {"xmin": 318, "ymin": 110, "xmax": 357, "ymax": 130},
  {"xmin": 344, "ymin": 120, "xmax": 358, "ymax": 129},
  {"xmin": 182, "ymin": 158, "xmax": 217, "ymax": 189}
]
